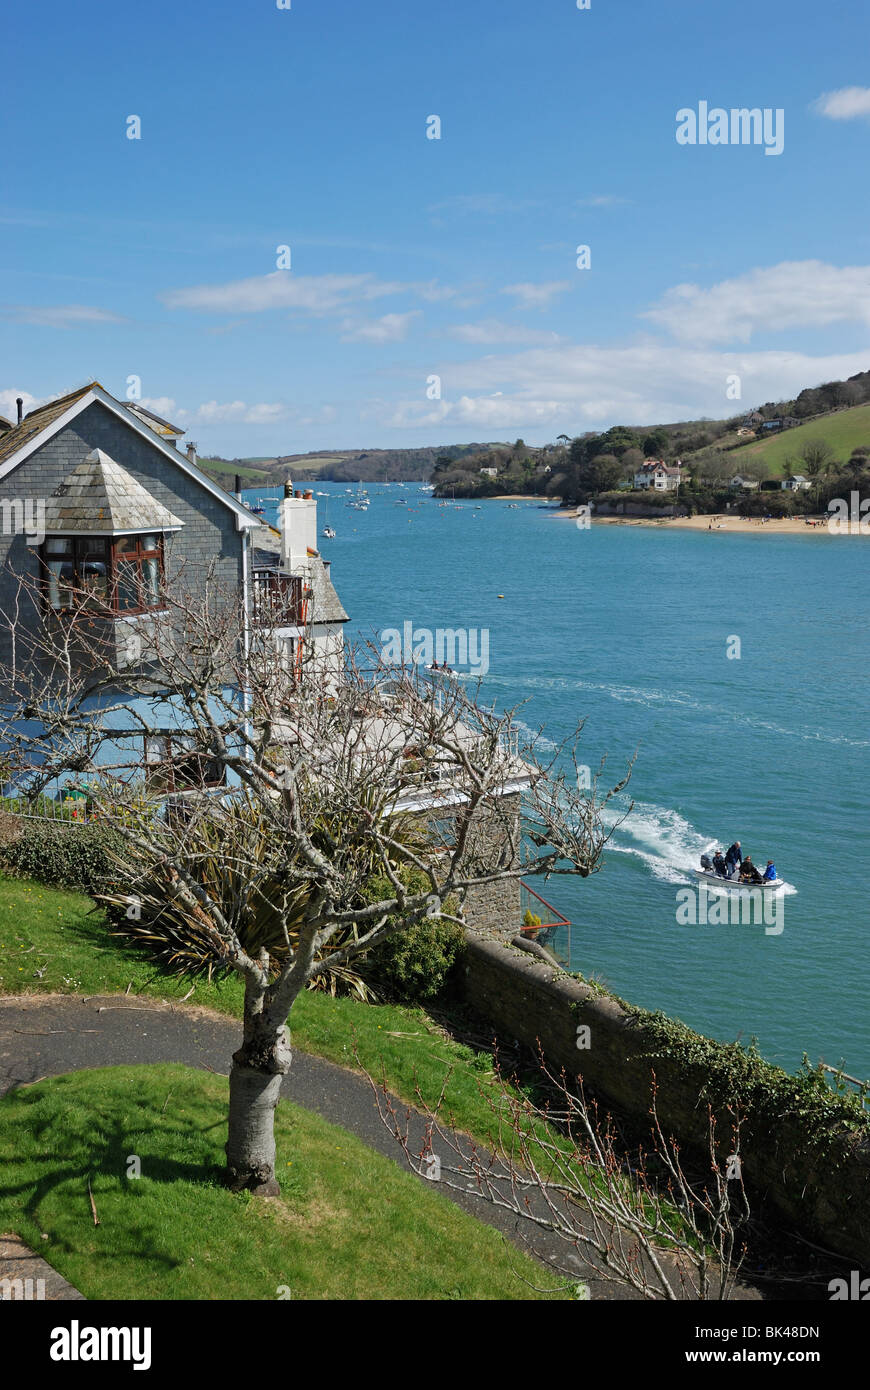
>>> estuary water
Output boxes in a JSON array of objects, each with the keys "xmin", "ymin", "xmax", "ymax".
[{"xmin": 248, "ymin": 484, "xmax": 870, "ymax": 1080}]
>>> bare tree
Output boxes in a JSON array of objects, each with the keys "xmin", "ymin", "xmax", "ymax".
[
  {"xmin": 0, "ymin": 572, "xmax": 630, "ymax": 1194},
  {"xmin": 369, "ymin": 1051, "xmax": 750, "ymax": 1300}
]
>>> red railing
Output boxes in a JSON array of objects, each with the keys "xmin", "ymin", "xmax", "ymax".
[{"xmin": 519, "ymin": 879, "xmax": 572, "ymax": 969}]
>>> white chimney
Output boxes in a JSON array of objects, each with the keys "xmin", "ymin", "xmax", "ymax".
[{"xmin": 279, "ymin": 485, "xmax": 317, "ymax": 572}]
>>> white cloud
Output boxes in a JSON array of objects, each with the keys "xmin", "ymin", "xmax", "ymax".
[
  {"xmin": 340, "ymin": 311, "xmax": 421, "ymax": 343},
  {"xmin": 447, "ymin": 319, "xmax": 564, "ymax": 345},
  {"xmin": 139, "ymin": 396, "xmax": 181, "ymax": 420},
  {"xmin": 0, "ymin": 388, "xmax": 39, "ymax": 422},
  {"xmin": 812, "ymin": 86, "xmax": 870, "ymax": 120},
  {"xmin": 193, "ymin": 400, "xmax": 288, "ymax": 425},
  {"xmin": 0, "ymin": 304, "xmax": 125, "ymax": 328},
  {"xmin": 574, "ymin": 195, "xmax": 629, "ymax": 207},
  {"xmin": 377, "ymin": 343, "xmax": 870, "ymax": 432},
  {"xmin": 428, "ymin": 194, "xmax": 544, "ymax": 216},
  {"xmin": 161, "ymin": 271, "xmax": 410, "ymax": 316},
  {"xmin": 643, "ymin": 261, "xmax": 870, "ymax": 344},
  {"xmin": 501, "ymin": 281, "xmax": 573, "ymax": 310}
]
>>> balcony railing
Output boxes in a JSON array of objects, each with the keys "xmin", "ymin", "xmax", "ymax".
[
  {"xmin": 519, "ymin": 878, "xmax": 572, "ymax": 970},
  {"xmin": 251, "ymin": 570, "xmax": 309, "ymax": 628}
]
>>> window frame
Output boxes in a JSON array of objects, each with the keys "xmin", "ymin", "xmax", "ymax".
[{"xmin": 40, "ymin": 533, "xmax": 166, "ymax": 617}]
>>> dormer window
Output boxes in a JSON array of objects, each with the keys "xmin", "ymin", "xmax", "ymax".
[{"xmin": 41, "ymin": 534, "xmax": 165, "ymax": 615}]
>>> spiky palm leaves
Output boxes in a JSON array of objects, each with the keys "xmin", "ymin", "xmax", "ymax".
[{"xmin": 97, "ymin": 791, "xmax": 430, "ymax": 1001}]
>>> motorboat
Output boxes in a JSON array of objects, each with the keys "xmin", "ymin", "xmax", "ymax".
[
  {"xmin": 694, "ymin": 868, "xmax": 784, "ymax": 891},
  {"xmin": 322, "ymin": 526, "xmax": 336, "ymax": 539}
]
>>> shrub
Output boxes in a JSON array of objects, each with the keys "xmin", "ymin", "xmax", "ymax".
[
  {"xmin": 362, "ymin": 914, "xmax": 465, "ymax": 1003},
  {"xmin": 0, "ymin": 821, "xmax": 127, "ymax": 895}
]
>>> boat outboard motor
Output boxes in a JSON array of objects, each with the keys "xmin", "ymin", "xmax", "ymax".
[{"xmin": 700, "ymin": 853, "xmax": 713, "ymax": 872}]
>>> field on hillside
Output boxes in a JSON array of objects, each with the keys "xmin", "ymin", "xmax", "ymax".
[
  {"xmin": 199, "ymin": 457, "xmax": 271, "ymax": 485},
  {"xmin": 726, "ymin": 404, "xmax": 870, "ymax": 474}
]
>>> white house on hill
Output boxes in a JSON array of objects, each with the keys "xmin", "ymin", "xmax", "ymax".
[{"xmin": 634, "ymin": 460, "xmax": 682, "ymax": 492}]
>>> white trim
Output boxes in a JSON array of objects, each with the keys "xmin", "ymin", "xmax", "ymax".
[
  {"xmin": 0, "ymin": 387, "xmax": 260, "ymax": 529},
  {"xmin": 392, "ymin": 775, "xmax": 532, "ymax": 814},
  {"xmin": 43, "ymin": 526, "xmax": 185, "ymax": 537}
]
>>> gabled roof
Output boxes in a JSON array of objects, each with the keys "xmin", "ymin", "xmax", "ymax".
[
  {"xmin": 43, "ymin": 449, "xmax": 185, "ymax": 535},
  {"xmin": 128, "ymin": 402, "xmax": 185, "ymax": 439},
  {"xmin": 0, "ymin": 381, "xmax": 258, "ymax": 530}
]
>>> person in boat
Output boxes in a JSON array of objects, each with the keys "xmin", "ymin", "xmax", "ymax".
[
  {"xmin": 762, "ymin": 860, "xmax": 777, "ymax": 882},
  {"xmin": 725, "ymin": 841, "xmax": 742, "ymax": 876},
  {"xmin": 739, "ymin": 855, "xmax": 763, "ymax": 884},
  {"xmin": 712, "ymin": 849, "xmax": 728, "ymax": 877}
]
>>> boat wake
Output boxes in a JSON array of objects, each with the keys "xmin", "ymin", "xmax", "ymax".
[{"xmin": 604, "ymin": 798, "xmax": 798, "ymax": 894}]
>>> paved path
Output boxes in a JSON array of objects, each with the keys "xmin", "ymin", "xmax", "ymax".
[{"xmin": 0, "ymin": 992, "xmax": 762, "ymax": 1302}]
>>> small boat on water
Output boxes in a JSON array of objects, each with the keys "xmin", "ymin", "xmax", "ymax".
[
  {"xmin": 694, "ymin": 868, "xmax": 784, "ymax": 891},
  {"xmin": 322, "ymin": 526, "xmax": 336, "ymax": 539}
]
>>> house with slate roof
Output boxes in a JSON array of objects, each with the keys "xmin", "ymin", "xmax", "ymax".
[{"xmin": 0, "ymin": 381, "xmax": 349, "ymax": 786}]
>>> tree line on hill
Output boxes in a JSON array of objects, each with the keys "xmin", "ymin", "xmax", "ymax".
[{"xmin": 431, "ymin": 366, "xmax": 870, "ymax": 514}]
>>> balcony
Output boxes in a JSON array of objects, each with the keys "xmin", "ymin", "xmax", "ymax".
[
  {"xmin": 251, "ymin": 570, "xmax": 309, "ymax": 628},
  {"xmin": 519, "ymin": 879, "xmax": 572, "ymax": 970}
]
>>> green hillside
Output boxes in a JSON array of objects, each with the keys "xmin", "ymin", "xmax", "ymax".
[
  {"xmin": 198, "ymin": 457, "xmax": 271, "ymax": 486},
  {"xmin": 725, "ymin": 404, "xmax": 870, "ymax": 476}
]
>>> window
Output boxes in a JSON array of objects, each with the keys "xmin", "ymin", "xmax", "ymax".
[
  {"xmin": 144, "ymin": 733, "xmax": 225, "ymax": 793},
  {"xmin": 41, "ymin": 534, "xmax": 165, "ymax": 615}
]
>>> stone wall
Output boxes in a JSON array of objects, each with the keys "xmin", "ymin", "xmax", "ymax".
[
  {"xmin": 459, "ymin": 932, "xmax": 870, "ymax": 1264},
  {"xmin": 452, "ymin": 793, "xmax": 522, "ymax": 934}
]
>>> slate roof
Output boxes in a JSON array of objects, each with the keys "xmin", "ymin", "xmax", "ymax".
[
  {"xmin": 43, "ymin": 449, "xmax": 185, "ymax": 534},
  {"xmin": 0, "ymin": 382, "xmax": 95, "ymax": 468},
  {"xmin": 308, "ymin": 553, "xmax": 349, "ymax": 624},
  {"xmin": 129, "ymin": 402, "xmax": 185, "ymax": 438}
]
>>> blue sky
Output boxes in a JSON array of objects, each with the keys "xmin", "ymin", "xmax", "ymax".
[{"xmin": 2, "ymin": 0, "xmax": 870, "ymax": 456}]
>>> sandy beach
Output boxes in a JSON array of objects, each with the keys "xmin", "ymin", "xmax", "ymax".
[{"xmin": 551, "ymin": 510, "xmax": 838, "ymax": 535}]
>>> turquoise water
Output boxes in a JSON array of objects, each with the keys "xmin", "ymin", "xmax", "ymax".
[{"xmin": 248, "ymin": 485, "xmax": 870, "ymax": 1079}]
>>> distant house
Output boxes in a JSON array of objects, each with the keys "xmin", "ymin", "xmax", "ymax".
[
  {"xmin": 742, "ymin": 412, "xmax": 763, "ymax": 427},
  {"xmin": 479, "ymin": 467, "xmax": 498, "ymax": 478},
  {"xmin": 534, "ymin": 461, "xmax": 552, "ymax": 475},
  {"xmin": 633, "ymin": 460, "xmax": 681, "ymax": 492},
  {"xmin": 782, "ymin": 416, "xmax": 801, "ymax": 429},
  {"xmin": 761, "ymin": 419, "xmax": 784, "ymax": 432},
  {"xmin": 781, "ymin": 474, "xmax": 811, "ymax": 492},
  {"xmin": 730, "ymin": 474, "xmax": 760, "ymax": 491}
]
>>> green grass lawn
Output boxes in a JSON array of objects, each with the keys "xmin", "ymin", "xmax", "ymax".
[
  {"xmin": 0, "ymin": 876, "xmax": 546, "ymax": 1156},
  {"xmin": 0, "ymin": 1064, "xmax": 565, "ymax": 1300},
  {"xmin": 726, "ymin": 402, "xmax": 870, "ymax": 475}
]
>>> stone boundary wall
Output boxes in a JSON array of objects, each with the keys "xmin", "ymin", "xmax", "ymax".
[{"xmin": 459, "ymin": 933, "xmax": 870, "ymax": 1264}]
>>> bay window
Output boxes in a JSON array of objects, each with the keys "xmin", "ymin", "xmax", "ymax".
[{"xmin": 41, "ymin": 533, "xmax": 165, "ymax": 615}]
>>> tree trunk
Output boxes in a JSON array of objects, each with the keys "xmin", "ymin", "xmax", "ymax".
[{"xmin": 225, "ymin": 1018, "xmax": 291, "ymax": 1195}]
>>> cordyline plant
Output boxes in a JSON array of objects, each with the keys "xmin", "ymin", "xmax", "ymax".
[
  {"xmin": 0, "ymin": 569, "xmax": 631, "ymax": 1194},
  {"xmin": 368, "ymin": 1052, "xmax": 750, "ymax": 1301}
]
